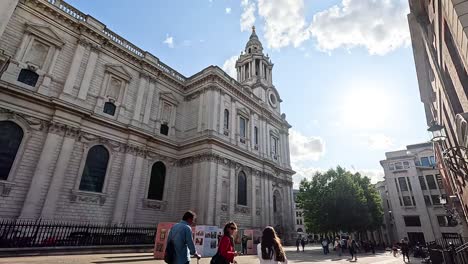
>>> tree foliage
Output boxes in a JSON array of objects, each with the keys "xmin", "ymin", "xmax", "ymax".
[{"xmin": 297, "ymin": 167, "xmax": 383, "ymax": 234}]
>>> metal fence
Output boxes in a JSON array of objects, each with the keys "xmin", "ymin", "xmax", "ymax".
[
  {"xmin": 427, "ymin": 235, "xmax": 468, "ymax": 264},
  {"xmin": 0, "ymin": 219, "xmax": 157, "ymax": 248}
]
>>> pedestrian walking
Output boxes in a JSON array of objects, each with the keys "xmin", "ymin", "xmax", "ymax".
[
  {"xmin": 165, "ymin": 211, "xmax": 200, "ymax": 264},
  {"xmin": 242, "ymin": 234, "xmax": 248, "ymax": 255},
  {"xmin": 257, "ymin": 226, "xmax": 288, "ymax": 264},
  {"xmin": 400, "ymin": 239, "xmax": 410, "ymax": 263},
  {"xmin": 296, "ymin": 237, "xmax": 301, "ymax": 252},
  {"xmin": 348, "ymin": 237, "xmax": 359, "ymax": 261},
  {"xmin": 217, "ymin": 222, "xmax": 239, "ymax": 263},
  {"xmin": 300, "ymin": 237, "xmax": 306, "ymax": 252},
  {"xmin": 321, "ymin": 238, "xmax": 329, "ymax": 255},
  {"xmin": 334, "ymin": 237, "xmax": 342, "ymax": 257}
]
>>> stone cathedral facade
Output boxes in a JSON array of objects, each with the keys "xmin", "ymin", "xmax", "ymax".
[{"xmin": 0, "ymin": 0, "xmax": 295, "ymax": 239}]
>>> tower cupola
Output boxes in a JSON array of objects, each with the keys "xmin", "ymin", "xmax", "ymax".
[{"xmin": 245, "ymin": 26, "xmax": 263, "ymax": 55}]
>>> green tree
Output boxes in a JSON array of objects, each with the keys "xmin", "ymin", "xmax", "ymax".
[{"xmin": 297, "ymin": 167, "xmax": 383, "ymax": 234}]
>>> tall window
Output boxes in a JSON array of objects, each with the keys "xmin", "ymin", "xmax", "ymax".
[
  {"xmin": 254, "ymin": 126, "xmax": 259, "ymax": 145},
  {"xmin": 160, "ymin": 123, "xmax": 169, "ymax": 136},
  {"xmin": 420, "ymin": 157, "xmax": 430, "ymax": 167},
  {"xmin": 424, "ymin": 195, "xmax": 432, "ymax": 206},
  {"xmin": 419, "ymin": 176, "xmax": 427, "ymax": 190},
  {"xmin": 239, "ymin": 117, "xmax": 247, "ymax": 138},
  {"xmin": 398, "ymin": 177, "xmax": 409, "ymax": 191},
  {"xmin": 436, "ymin": 174, "xmax": 443, "ymax": 189},
  {"xmin": 426, "ymin": 175, "xmax": 437, "ymax": 189},
  {"xmin": 273, "ymin": 195, "xmax": 277, "ymax": 212},
  {"xmin": 147, "ymin": 162, "xmax": 166, "ymax": 200},
  {"xmin": 18, "ymin": 69, "xmax": 39, "ymax": 87},
  {"xmin": 223, "ymin": 109, "xmax": 229, "ymax": 130},
  {"xmin": 237, "ymin": 171, "xmax": 247, "ymax": 206},
  {"xmin": 0, "ymin": 121, "xmax": 24, "ymax": 181},
  {"xmin": 271, "ymin": 136, "xmax": 279, "ymax": 156},
  {"xmin": 79, "ymin": 145, "xmax": 109, "ymax": 192},
  {"xmin": 404, "ymin": 216, "xmax": 421, "ymax": 227}
]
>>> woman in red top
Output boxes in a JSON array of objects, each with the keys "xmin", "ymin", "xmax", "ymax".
[{"xmin": 219, "ymin": 221, "xmax": 239, "ymax": 263}]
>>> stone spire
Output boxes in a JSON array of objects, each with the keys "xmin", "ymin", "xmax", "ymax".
[{"xmin": 245, "ymin": 26, "xmax": 263, "ymax": 54}]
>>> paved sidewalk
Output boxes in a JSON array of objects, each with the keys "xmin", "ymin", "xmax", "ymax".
[{"xmin": 0, "ymin": 246, "xmax": 417, "ymax": 264}]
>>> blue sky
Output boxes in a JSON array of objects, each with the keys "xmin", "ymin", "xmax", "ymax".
[{"xmin": 66, "ymin": 0, "xmax": 430, "ymax": 187}]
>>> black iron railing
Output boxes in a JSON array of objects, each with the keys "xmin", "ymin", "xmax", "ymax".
[
  {"xmin": 0, "ymin": 219, "xmax": 157, "ymax": 248},
  {"xmin": 427, "ymin": 235, "xmax": 468, "ymax": 264}
]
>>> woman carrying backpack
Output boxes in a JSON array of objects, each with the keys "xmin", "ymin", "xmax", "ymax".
[{"xmin": 257, "ymin": 226, "xmax": 288, "ymax": 264}]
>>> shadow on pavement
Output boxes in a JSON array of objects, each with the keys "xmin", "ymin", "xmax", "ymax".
[
  {"xmin": 92, "ymin": 257, "xmax": 155, "ymax": 263},
  {"xmin": 104, "ymin": 254, "xmax": 153, "ymax": 259},
  {"xmin": 285, "ymin": 246, "xmax": 393, "ymax": 263}
]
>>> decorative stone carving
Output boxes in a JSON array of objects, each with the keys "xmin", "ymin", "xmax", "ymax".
[
  {"xmin": 221, "ymin": 204, "xmax": 228, "ymax": 212},
  {"xmin": 70, "ymin": 190, "xmax": 106, "ymax": 205},
  {"xmin": 142, "ymin": 199, "xmax": 168, "ymax": 211},
  {"xmin": 0, "ymin": 181, "xmax": 15, "ymax": 197},
  {"xmin": 256, "ymin": 208, "xmax": 261, "ymax": 216},
  {"xmin": 235, "ymin": 205, "xmax": 251, "ymax": 215}
]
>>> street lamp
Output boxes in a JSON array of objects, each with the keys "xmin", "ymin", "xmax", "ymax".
[{"xmin": 428, "ymin": 121, "xmax": 447, "ymax": 142}]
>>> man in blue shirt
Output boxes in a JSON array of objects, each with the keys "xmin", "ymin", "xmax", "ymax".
[{"xmin": 167, "ymin": 211, "xmax": 200, "ymax": 264}]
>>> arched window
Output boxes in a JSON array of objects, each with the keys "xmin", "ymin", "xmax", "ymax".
[
  {"xmin": 79, "ymin": 145, "xmax": 109, "ymax": 192},
  {"xmin": 0, "ymin": 121, "xmax": 24, "ymax": 180},
  {"xmin": 273, "ymin": 195, "xmax": 277, "ymax": 212},
  {"xmin": 223, "ymin": 109, "xmax": 229, "ymax": 130},
  {"xmin": 18, "ymin": 69, "xmax": 39, "ymax": 87},
  {"xmin": 160, "ymin": 124, "xmax": 169, "ymax": 136},
  {"xmin": 297, "ymin": 228, "xmax": 303, "ymax": 233},
  {"xmin": 103, "ymin": 102, "xmax": 116, "ymax": 116},
  {"xmin": 148, "ymin": 162, "xmax": 166, "ymax": 200},
  {"xmin": 237, "ymin": 171, "xmax": 247, "ymax": 206}
]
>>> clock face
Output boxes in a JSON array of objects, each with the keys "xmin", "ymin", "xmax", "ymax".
[{"xmin": 269, "ymin": 92, "xmax": 277, "ymax": 108}]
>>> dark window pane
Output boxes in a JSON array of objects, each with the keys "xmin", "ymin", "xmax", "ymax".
[
  {"xmin": 79, "ymin": 145, "xmax": 109, "ymax": 192},
  {"xmin": 421, "ymin": 157, "xmax": 430, "ymax": 167},
  {"xmin": 0, "ymin": 121, "xmax": 24, "ymax": 180},
  {"xmin": 240, "ymin": 117, "xmax": 246, "ymax": 138},
  {"xmin": 432, "ymin": 195, "xmax": 441, "ymax": 205},
  {"xmin": 403, "ymin": 196, "xmax": 412, "ymax": 206},
  {"xmin": 437, "ymin": 216, "xmax": 447, "ymax": 226},
  {"xmin": 160, "ymin": 124, "xmax": 169, "ymax": 135},
  {"xmin": 419, "ymin": 176, "xmax": 427, "ymax": 190},
  {"xmin": 430, "ymin": 156, "xmax": 436, "ymax": 166},
  {"xmin": 147, "ymin": 162, "xmax": 166, "ymax": 200},
  {"xmin": 404, "ymin": 216, "xmax": 421, "ymax": 226},
  {"xmin": 224, "ymin": 109, "xmax": 229, "ymax": 130},
  {"xmin": 254, "ymin": 127, "xmax": 258, "ymax": 145},
  {"xmin": 273, "ymin": 195, "xmax": 277, "ymax": 212},
  {"xmin": 238, "ymin": 171, "xmax": 247, "ymax": 206},
  {"xmin": 398, "ymin": 177, "xmax": 409, "ymax": 191},
  {"xmin": 426, "ymin": 175, "xmax": 437, "ymax": 189},
  {"xmin": 18, "ymin": 69, "xmax": 39, "ymax": 86},
  {"xmin": 424, "ymin": 195, "xmax": 432, "ymax": 206},
  {"xmin": 436, "ymin": 174, "xmax": 443, "ymax": 189},
  {"xmin": 395, "ymin": 162, "xmax": 403, "ymax": 170},
  {"xmin": 103, "ymin": 102, "xmax": 116, "ymax": 116}
]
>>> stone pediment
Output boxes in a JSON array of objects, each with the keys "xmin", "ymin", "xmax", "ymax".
[
  {"xmin": 160, "ymin": 92, "xmax": 179, "ymax": 105},
  {"xmin": 25, "ymin": 23, "xmax": 65, "ymax": 47},
  {"xmin": 104, "ymin": 64, "xmax": 132, "ymax": 81},
  {"xmin": 237, "ymin": 107, "xmax": 250, "ymax": 118}
]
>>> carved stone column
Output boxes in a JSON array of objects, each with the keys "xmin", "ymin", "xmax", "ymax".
[
  {"xmin": 229, "ymin": 165, "xmax": 236, "ymax": 220},
  {"xmin": 62, "ymin": 39, "xmax": 87, "ymax": 96},
  {"xmin": 112, "ymin": 148, "xmax": 137, "ymax": 224},
  {"xmin": 132, "ymin": 73, "xmax": 148, "ymax": 123},
  {"xmin": 0, "ymin": 0, "xmax": 19, "ymax": 38},
  {"xmin": 77, "ymin": 45, "xmax": 99, "ymax": 100},
  {"xmin": 125, "ymin": 154, "xmax": 145, "ymax": 223},
  {"xmin": 143, "ymin": 80, "xmax": 156, "ymax": 124},
  {"xmin": 40, "ymin": 128, "xmax": 79, "ymax": 219},
  {"xmin": 20, "ymin": 123, "xmax": 65, "ymax": 219},
  {"xmin": 251, "ymin": 171, "xmax": 257, "ymax": 228}
]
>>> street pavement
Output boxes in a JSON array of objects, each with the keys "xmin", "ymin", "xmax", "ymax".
[{"xmin": 0, "ymin": 245, "xmax": 418, "ymax": 264}]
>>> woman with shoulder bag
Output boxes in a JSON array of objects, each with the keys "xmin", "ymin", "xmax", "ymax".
[
  {"xmin": 212, "ymin": 222, "xmax": 239, "ymax": 264},
  {"xmin": 257, "ymin": 226, "xmax": 287, "ymax": 264}
]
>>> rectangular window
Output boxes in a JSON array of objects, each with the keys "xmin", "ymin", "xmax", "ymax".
[
  {"xmin": 389, "ymin": 163, "xmax": 395, "ymax": 171},
  {"xmin": 404, "ymin": 216, "xmax": 422, "ymax": 227},
  {"xmin": 239, "ymin": 117, "xmax": 246, "ymax": 138},
  {"xmin": 424, "ymin": 195, "xmax": 432, "ymax": 206},
  {"xmin": 403, "ymin": 161, "xmax": 410, "ymax": 169},
  {"xmin": 437, "ymin": 216, "xmax": 447, "ymax": 227},
  {"xmin": 432, "ymin": 195, "xmax": 441, "ymax": 205},
  {"xmin": 436, "ymin": 174, "xmax": 443, "ymax": 189},
  {"xmin": 426, "ymin": 175, "xmax": 437, "ymax": 189},
  {"xmin": 395, "ymin": 162, "xmax": 403, "ymax": 170},
  {"xmin": 430, "ymin": 156, "xmax": 436, "ymax": 166},
  {"xmin": 419, "ymin": 176, "xmax": 427, "ymax": 190},
  {"xmin": 403, "ymin": 196, "xmax": 412, "ymax": 206},
  {"xmin": 271, "ymin": 136, "xmax": 279, "ymax": 156},
  {"xmin": 254, "ymin": 126, "xmax": 259, "ymax": 145},
  {"xmin": 398, "ymin": 177, "xmax": 409, "ymax": 191},
  {"xmin": 421, "ymin": 157, "xmax": 430, "ymax": 167}
]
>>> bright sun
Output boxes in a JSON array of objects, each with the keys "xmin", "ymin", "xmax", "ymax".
[{"xmin": 341, "ymin": 88, "xmax": 391, "ymax": 130}]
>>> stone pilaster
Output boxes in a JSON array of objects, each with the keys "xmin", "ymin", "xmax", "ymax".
[
  {"xmin": 125, "ymin": 155, "xmax": 145, "ymax": 223},
  {"xmin": 251, "ymin": 172, "xmax": 257, "ymax": 227},
  {"xmin": 0, "ymin": 0, "xmax": 19, "ymax": 38},
  {"xmin": 62, "ymin": 40, "xmax": 87, "ymax": 96},
  {"xmin": 132, "ymin": 74, "xmax": 148, "ymax": 123},
  {"xmin": 112, "ymin": 149, "xmax": 136, "ymax": 224},
  {"xmin": 40, "ymin": 129, "xmax": 78, "ymax": 219},
  {"xmin": 20, "ymin": 124, "xmax": 64, "ymax": 219},
  {"xmin": 229, "ymin": 165, "xmax": 236, "ymax": 220},
  {"xmin": 143, "ymin": 81, "xmax": 156, "ymax": 124},
  {"xmin": 206, "ymin": 161, "xmax": 216, "ymax": 225},
  {"xmin": 77, "ymin": 46, "xmax": 99, "ymax": 100}
]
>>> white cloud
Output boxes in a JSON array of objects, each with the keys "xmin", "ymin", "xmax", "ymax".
[
  {"xmin": 366, "ymin": 133, "xmax": 394, "ymax": 150},
  {"xmin": 292, "ymin": 165, "xmax": 325, "ymax": 189},
  {"xmin": 310, "ymin": 0, "xmax": 410, "ymax": 55},
  {"xmin": 163, "ymin": 35, "xmax": 174, "ymax": 48},
  {"xmin": 240, "ymin": 0, "xmax": 256, "ymax": 32},
  {"xmin": 222, "ymin": 55, "xmax": 238, "ymax": 78},
  {"xmin": 225, "ymin": 7, "xmax": 232, "ymax": 14},
  {"xmin": 289, "ymin": 129, "xmax": 325, "ymax": 162},
  {"xmin": 257, "ymin": 0, "xmax": 312, "ymax": 49}
]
